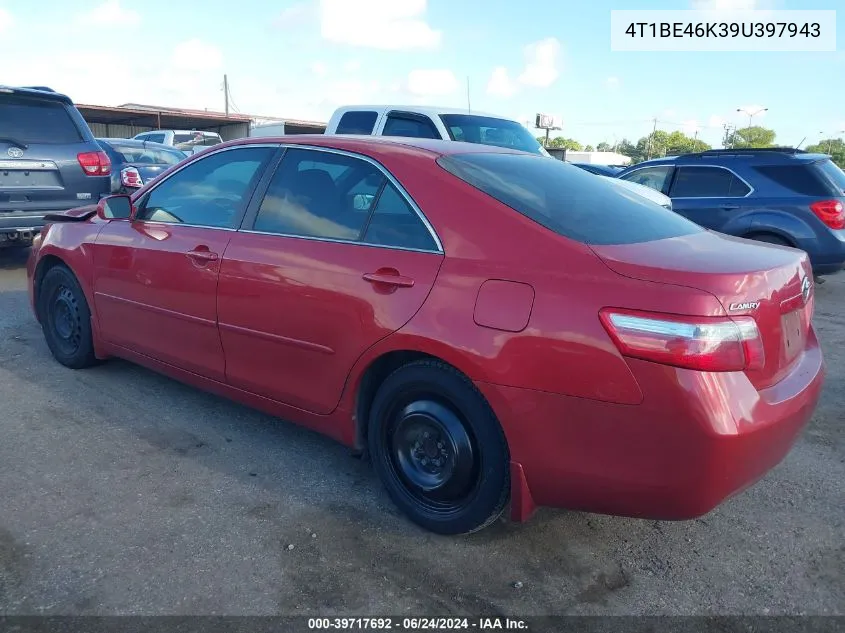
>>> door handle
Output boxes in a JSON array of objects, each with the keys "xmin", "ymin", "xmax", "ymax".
[
  {"xmin": 720, "ymin": 204, "xmax": 739, "ymax": 210},
  {"xmin": 186, "ymin": 248, "xmax": 219, "ymax": 263},
  {"xmin": 362, "ymin": 271, "xmax": 415, "ymax": 288}
]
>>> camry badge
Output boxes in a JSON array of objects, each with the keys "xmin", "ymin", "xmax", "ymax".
[
  {"xmin": 7, "ymin": 147, "xmax": 24, "ymax": 158},
  {"xmin": 729, "ymin": 301, "xmax": 760, "ymax": 311}
]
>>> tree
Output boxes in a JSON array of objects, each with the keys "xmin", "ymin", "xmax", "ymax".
[
  {"xmin": 805, "ymin": 138, "xmax": 845, "ymax": 168},
  {"xmin": 584, "ymin": 145, "xmax": 595, "ymax": 152},
  {"xmin": 616, "ymin": 138, "xmax": 638, "ymax": 161},
  {"xmin": 731, "ymin": 126, "xmax": 776, "ymax": 148},
  {"xmin": 544, "ymin": 137, "xmax": 583, "ymax": 151},
  {"xmin": 596, "ymin": 142, "xmax": 612, "ymax": 152}
]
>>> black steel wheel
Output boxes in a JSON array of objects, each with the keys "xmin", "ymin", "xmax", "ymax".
[
  {"xmin": 368, "ymin": 360, "xmax": 509, "ymax": 535},
  {"xmin": 39, "ymin": 265, "xmax": 98, "ymax": 369}
]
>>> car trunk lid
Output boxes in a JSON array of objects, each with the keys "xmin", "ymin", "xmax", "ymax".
[{"xmin": 591, "ymin": 230, "xmax": 814, "ymax": 389}]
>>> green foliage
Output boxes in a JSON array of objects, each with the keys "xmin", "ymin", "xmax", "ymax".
[
  {"xmin": 615, "ymin": 130, "xmax": 711, "ymax": 164},
  {"xmin": 584, "ymin": 145, "xmax": 595, "ymax": 152},
  {"xmin": 596, "ymin": 142, "xmax": 612, "ymax": 152},
  {"xmin": 730, "ymin": 126, "xmax": 776, "ymax": 148}
]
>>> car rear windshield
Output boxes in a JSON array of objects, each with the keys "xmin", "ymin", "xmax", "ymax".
[
  {"xmin": 106, "ymin": 143, "xmax": 185, "ymax": 165},
  {"xmin": 439, "ymin": 115, "xmax": 545, "ymax": 156},
  {"xmin": 0, "ymin": 94, "xmax": 82, "ymax": 144},
  {"xmin": 752, "ymin": 160, "xmax": 845, "ymax": 196},
  {"xmin": 437, "ymin": 153, "xmax": 703, "ymax": 245}
]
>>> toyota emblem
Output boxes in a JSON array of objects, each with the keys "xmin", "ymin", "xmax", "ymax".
[
  {"xmin": 7, "ymin": 147, "xmax": 24, "ymax": 158},
  {"xmin": 801, "ymin": 276, "xmax": 811, "ymax": 304}
]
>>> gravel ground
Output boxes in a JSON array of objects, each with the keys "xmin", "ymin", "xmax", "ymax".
[{"xmin": 0, "ymin": 246, "xmax": 842, "ymax": 616}]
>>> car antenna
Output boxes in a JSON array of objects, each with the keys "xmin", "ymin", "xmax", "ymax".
[
  {"xmin": 466, "ymin": 76, "xmax": 471, "ymax": 114},
  {"xmin": 795, "ymin": 137, "xmax": 806, "ymax": 150}
]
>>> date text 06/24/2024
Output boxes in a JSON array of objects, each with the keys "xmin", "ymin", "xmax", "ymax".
[{"xmin": 307, "ymin": 617, "xmax": 528, "ymax": 630}]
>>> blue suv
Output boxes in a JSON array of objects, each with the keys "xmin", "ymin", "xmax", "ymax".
[{"xmin": 617, "ymin": 148, "xmax": 845, "ymax": 277}]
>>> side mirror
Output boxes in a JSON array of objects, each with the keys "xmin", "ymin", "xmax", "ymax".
[{"xmin": 97, "ymin": 194, "xmax": 133, "ymax": 220}]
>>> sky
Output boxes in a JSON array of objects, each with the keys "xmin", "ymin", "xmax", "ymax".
[{"xmin": 1, "ymin": 0, "xmax": 843, "ymax": 148}]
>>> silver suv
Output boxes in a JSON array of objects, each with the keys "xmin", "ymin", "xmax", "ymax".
[
  {"xmin": 0, "ymin": 86, "xmax": 111, "ymax": 247},
  {"xmin": 132, "ymin": 130, "xmax": 223, "ymax": 155}
]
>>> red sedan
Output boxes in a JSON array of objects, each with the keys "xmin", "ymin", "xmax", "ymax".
[{"xmin": 27, "ymin": 136, "xmax": 824, "ymax": 534}]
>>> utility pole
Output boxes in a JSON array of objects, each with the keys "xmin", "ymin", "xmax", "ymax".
[
  {"xmin": 223, "ymin": 74, "xmax": 229, "ymax": 117},
  {"xmin": 722, "ymin": 123, "xmax": 735, "ymax": 149},
  {"xmin": 646, "ymin": 118, "xmax": 657, "ymax": 160},
  {"xmin": 466, "ymin": 76, "xmax": 471, "ymax": 114}
]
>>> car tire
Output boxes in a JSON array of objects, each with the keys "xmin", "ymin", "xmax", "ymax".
[
  {"xmin": 368, "ymin": 360, "xmax": 510, "ymax": 535},
  {"xmin": 38, "ymin": 265, "xmax": 99, "ymax": 369}
]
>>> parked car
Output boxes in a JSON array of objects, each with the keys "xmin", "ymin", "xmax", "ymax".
[
  {"xmin": 132, "ymin": 130, "xmax": 222, "ymax": 155},
  {"xmin": 96, "ymin": 138, "xmax": 186, "ymax": 194},
  {"xmin": 616, "ymin": 148, "xmax": 845, "ymax": 277},
  {"xmin": 570, "ymin": 163, "xmax": 624, "ymax": 176},
  {"xmin": 28, "ymin": 136, "xmax": 823, "ymax": 535},
  {"xmin": 0, "ymin": 85, "xmax": 111, "ymax": 247},
  {"xmin": 326, "ymin": 104, "xmax": 552, "ymax": 157},
  {"xmin": 603, "ymin": 175, "xmax": 673, "ymax": 210}
]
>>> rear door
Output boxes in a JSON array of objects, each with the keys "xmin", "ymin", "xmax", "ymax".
[
  {"xmin": 0, "ymin": 91, "xmax": 108, "ymax": 220},
  {"xmin": 217, "ymin": 146, "xmax": 444, "ymax": 414},
  {"xmin": 667, "ymin": 165, "xmax": 754, "ymax": 233}
]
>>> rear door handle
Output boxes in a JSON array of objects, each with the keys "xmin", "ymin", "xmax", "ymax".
[
  {"xmin": 186, "ymin": 248, "xmax": 219, "ymax": 263},
  {"xmin": 362, "ymin": 271, "xmax": 415, "ymax": 288},
  {"xmin": 720, "ymin": 204, "xmax": 740, "ymax": 210}
]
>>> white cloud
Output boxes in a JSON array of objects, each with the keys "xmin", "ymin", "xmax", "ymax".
[
  {"xmin": 518, "ymin": 38, "xmax": 561, "ymax": 88},
  {"xmin": 487, "ymin": 67, "xmax": 517, "ymax": 98},
  {"xmin": 606, "ymin": 76, "xmax": 620, "ymax": 89},
  {"xmin": 0, "ymin": 7, "xmax": 13, "ymax": 32},
  {"xmin": 708, "ymin": 114, "xmax": 727, "ymax": 128},
  {"xmin": 76, "ymin": 0, "xmax": 141, "ymax": 27},
  {"xmin": 310, "ymin": 61, "xmax": 328, "ymax": 77},
  {"xmin": 276, "ymin": 3, "xmax": 314, "ymax": 28},
  {"xmin": 680, "ymin": 119, "xmax": 701, "ymax": 136},
  {"xmin": 343, "ymin": 60, "xmax": 362, "ymax": 73},
  {"xmin": 406, "ymin": 69, "xmax": 458, "ymax": 97},
  {"xmin": 320, "ymin": 0, "xmax": 441, "ymax": 50},
  {"xmin": 171, "ymin": 39, "xmax": 223, "ymax": 72}
]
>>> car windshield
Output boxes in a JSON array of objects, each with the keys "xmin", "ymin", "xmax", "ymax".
[
  {"xmin": 440, "ymin": 114, "xmax": 548, "ymax": 156},
  {"xmin": 438, "ymin": 152, "xmax": 702, "ymax": 245},
  {"xmin": 106, "ymin": 142, "xmax": 185, "ymax": 165}
]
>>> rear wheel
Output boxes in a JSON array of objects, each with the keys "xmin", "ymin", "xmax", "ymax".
[
  {"xmin": 38, "ymin": 265, "xmax": 98, "ymax": 369},
  {"xmin": 368, "ymin": 360, "xmax": 510, "ymax": 535}
]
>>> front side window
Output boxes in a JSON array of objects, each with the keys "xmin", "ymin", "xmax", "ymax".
[
  {"xmin": 336, "ymin": 111, "xmax": 379, "ymax": 135},
  {"xmin": 137, "ymin": 147, "xmax": 274, "ymax": 228},
  {"xmin": 670, "ymin": 166, "xmax": 751, "ymax": 198},
  {"xmin": 620, "ymin": 165, "xmax": 674, "ymax": 193},
  {"xmin": 382, "ymin": 114, "xmax": 441, "ymax": 139},
  {"xmin": 438, "ymin": 152, "xmax": 702, "ymax": 246}
]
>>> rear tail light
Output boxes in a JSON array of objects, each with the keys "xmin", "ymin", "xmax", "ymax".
[
  {"xmin": 600, "ymin": 308, "xmax": 765, "ymax": 372},
  {"xmin": 77, "ymin": 151, "xmax": 111, "ymax": 176},
  {"xmin": 120, "ymin": 166, "xmax": 143, "ymax": 188},
  {"xmin": 810, "ymin": 200, "xmax": 845, "ymax": 230}
]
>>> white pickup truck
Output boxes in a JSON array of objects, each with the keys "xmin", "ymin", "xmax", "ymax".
[{"xmin": 325, "ymin": 105, "xmax": 672, "ymax": 210}]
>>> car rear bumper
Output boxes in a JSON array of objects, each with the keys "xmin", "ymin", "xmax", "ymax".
[
  {"xmin": 476, "ymin": 328, "xmax": 825, "ymax": 522},
  {"xmin": 807, "ymin": 229, "xmax": 845, "ymax": 274}
]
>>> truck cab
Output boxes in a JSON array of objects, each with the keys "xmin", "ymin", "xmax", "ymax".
[{"xmin": 325, "ymin": 105, "xmax": 550, "ymax": 157}]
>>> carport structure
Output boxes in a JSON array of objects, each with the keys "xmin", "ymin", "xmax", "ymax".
[{"xmin": 77, "ymin": 103, "xmax": 327, "ymax": 141}]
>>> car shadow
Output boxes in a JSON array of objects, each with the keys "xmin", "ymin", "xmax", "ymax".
[{"xmin": 0, "ymin": 246, "xmax": 30, "ymax": 271}]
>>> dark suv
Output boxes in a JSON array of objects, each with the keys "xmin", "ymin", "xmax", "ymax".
[
  {"xmin": 1, "ymin": 86, "xmax": 111, "ymax": 247},
  {"xmin": 617, "ymin": 148, "xmax": 845, "ymax": 276}
]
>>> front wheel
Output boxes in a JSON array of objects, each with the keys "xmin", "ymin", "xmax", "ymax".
[
  {"xmin": 368, "ymin": 360, "xmax": 510, "ymax": 535},
  {"xmin": 38, "ymin": 265, "xmax": 99, "ymax": 369}
]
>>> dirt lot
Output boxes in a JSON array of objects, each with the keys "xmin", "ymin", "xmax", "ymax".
[{"xmin": 0, "ymin": 245, "xmax": 842, "ymax": 616}]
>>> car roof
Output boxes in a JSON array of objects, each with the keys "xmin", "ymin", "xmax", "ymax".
[
  {"xmin": 0, "ymin": 85, "xmax": 73, "ymax": 105},
  {"xmin": 98, "ymin": 137, "xmax": 183, "ymax": 150},
  {"xmin": 217, "ymin": 134, "xmax": 529, "ymax": 158},
  {"xmin": 333, "ymin": 104, "xmax": 504, "ymax": 119},
  {"xmin": 630, "ymin": 149, "xmax": 832, "ymax": 169}
]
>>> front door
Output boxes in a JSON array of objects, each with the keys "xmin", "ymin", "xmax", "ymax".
[
  {"xmin": 217, "ymin": 147, "xmax": 444, "ymax": 414},
  {"xmin": 92, "ymin": 145, "xmax": 277, "ymax": 380}
]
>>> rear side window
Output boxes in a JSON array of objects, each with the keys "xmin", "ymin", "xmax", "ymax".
[
  {"xmin": 336, "ymin": 111, "xmax": 379, "ymax": 135},
  {"xmin": 0, "ymin": 95, "xmax": 82, "ymax": 144},
  {"xmin": 145, "ymin": 133, "xmax": 166, "ymax": 144},
  {"xmin": 670, "ymin": 166, "xmax": 751, "ymax": 197},
  {"xmin": 752, "ymin": 163, "xmax": 840, "ymax": 196},
  {"xmin": 438, "ymin": 153, "xmax": 703, "ymax": 245},
  {"xmin": 816, "ymin": 159, "xmax": 845, "ymax": 194},
  {"xmin": 383, "ymin": 114, "xmax": 441, "ymax": 139},
  {"xmin": 104, "ymin": 142, "xmax": 185, "ymax": 165},
  {"xmin": 620, "ymin": 165, "xmax": 673, "ymax": 193}
]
